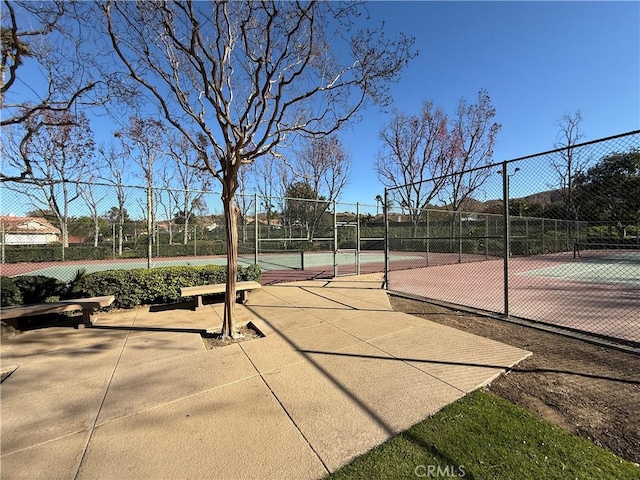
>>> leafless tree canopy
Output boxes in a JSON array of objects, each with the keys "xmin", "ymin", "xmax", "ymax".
[
  {"xmin": 444, "ymin": 89, "xmax": 501, "ymax": 211},
  {"xmin": 552, "ymin": 110, "xmax": 584, "ymax": 219},
  {"xmin": 1, "ymin": 0, "xmax": 117, "ymax": 182},
  {"xmin": 3, "ymin": 110, "xmax": 95, "ymax": 248},
  {"xmin": 104, "ymin": 0, "xmax": 416, "ymax": 337},
  {"xmin": 376, "ymin": 101, "xmax": 449, "ymax": 226},
  {"xmin": 104, "ymin": 1, "xmax": 415, "ymax": 186},
  {"xmin": 296, "ymin": 135, "xmax": 351, "ymax": 202}
]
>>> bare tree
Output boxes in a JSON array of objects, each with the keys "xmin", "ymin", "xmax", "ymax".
[
  {"xmin": 443, "ymin": 89, "xmax": 501, "ymax": 211},
  {"xmin": 251, "ymin": 154, "xmax": 281, "ymax": 240},
  {"xmin": 166, "ymin": 132, "xmax": 212, "ymax": 245},
  {"xmin": 376, "ymin": 101, "xmax": 450, "ymax": 232},
  {"xmin": 1, "ymin": 0, "xmax": 116, "ymax": 182},
  {"xmin": 116, "ymin": 116, "xmax": 167, "ymax": 263},
  {"xmin": 157, "ymin": 160, "xmax": 178, "ymax": 246},
  {"xmin": 104, "ymin": 0, "xmax": 416, "ymax": 338},
  {"xmin": 79, "ymin": 173, "xmax": 106, "ymax": 248},
  {"xmin": 552, "ymin": 110, "xmax": 585, "ymax": 221},
  {"xmin": 295, "ymin": 135, "xmax": 351, "ymax": 240},
  {"xmin": 99, "ymin": 142, "xmax": 129, "ymax": 256},
  {"xmin": 4, "ymin": 110, "xmax": 94, "ymax": 250},
  {"xmin": 237, "ymin": 163, "xmax": 254, "ymax": 244}
]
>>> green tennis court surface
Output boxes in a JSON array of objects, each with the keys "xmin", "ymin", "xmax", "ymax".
[
  {"xmin": 15, "ymin": 251, "xmax": 423, "ymax": 282},
  {"xmin": 521, "ymin": 257, "xmax": 640, "ymax": 285}
]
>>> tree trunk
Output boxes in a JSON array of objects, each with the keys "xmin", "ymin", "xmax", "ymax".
[
  {"xmin": 94, "ymin": 220, "xmax": 99, "ymax": 247},
  {"xmin": 221, "ymin": 176, "xmax": 239, "ymax": 339},
  {"xmin": 60, "ymin": 218, "xmax": 69, "ymax": 248},
  {"xmin": 183, "ymin": 215, "xmax": 190, "ymax": 245},
  {"xmin": 118, "ymin": 220, "xmax": 124, "ymax": 256}
]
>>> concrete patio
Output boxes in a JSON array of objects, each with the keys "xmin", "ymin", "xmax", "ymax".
[{"xmin": 1, "ymin": 273, "xmax": 531, "ymax": 479}]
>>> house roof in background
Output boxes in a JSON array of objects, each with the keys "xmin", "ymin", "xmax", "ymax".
[{"xmin": 0, "ymin": 216, "xmax": 61, "ymax": 235}]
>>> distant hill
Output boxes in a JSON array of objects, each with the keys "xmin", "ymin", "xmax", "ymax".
[{"xmin": 441, "ymin": 189, "xmax": 564, "ymax": 213}]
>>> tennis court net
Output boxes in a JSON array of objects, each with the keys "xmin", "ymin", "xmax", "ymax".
[{"xmin": 238, "ymin": 247, "xmax": 304, "ymax": 270}]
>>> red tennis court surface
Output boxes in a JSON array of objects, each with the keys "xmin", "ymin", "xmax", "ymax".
[{"xmin": 389, "ymin": 252, "xmax": 640, "ymax": 344}]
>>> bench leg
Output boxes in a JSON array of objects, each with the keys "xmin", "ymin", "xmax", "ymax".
[
  {"xmin": 81, "ymin": 309, "xmax": 93, "ymax": 328},
  {"xmin": 194, "ymin": 295, "xmax": 203, "ymax": 311},
  {"xmin": 238, "ymin": 290, "xmax": 249, "ymax": 304}
]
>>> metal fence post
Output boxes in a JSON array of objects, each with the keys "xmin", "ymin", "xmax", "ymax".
[
  {"xmin": 485, "ymin": 215, "xmax": 489, "ymax": 260},
  {"xmin": 458, "ymin": 211, "xmax": 463, "ymax": 263},
  {"xmin": 426, "ymin": 209, "xmax": 430, "ymax": 266},
  {"xmin": 1, "ymin": 221, "xmax": 4, "ymax": 264},
  {"xmin": 384, "ymin": 189, "xmax": 390, "ymax": 290},
  {"xmin": 356, "ymin": 202, "xmax": 361, "ymax": 275},
  {"xmin": 254, "ymin": 193, "xmax": 259, "ymax": 265},
  {"xmin": 333, "ymin": 200, "xmax": 338, "ymax": 278},
  {"xmin": 146, "ymin": 186, "xmax": 152, "ymax": 269},
  {"xmin": 502, "ymin": 162, "xmax": 510, "ymax": 317}
]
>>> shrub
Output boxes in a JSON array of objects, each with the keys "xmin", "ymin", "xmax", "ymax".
[
  {"xmin": 13, "ymin": 275, "xmax": 66, "ymax": 304},
  {"xmin": 3, "ymin": 245, "xmax": 112, "ymax": 263},
  {"xmin": 74, "ymin": 264, "xmax": 262, "ymax": 309},
  {"xmin": 1, "ymin": 276, "xmax": 23, "ymax": 307}
]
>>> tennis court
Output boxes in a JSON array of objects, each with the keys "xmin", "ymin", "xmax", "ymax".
[
  {"xmin": 389, "ymin": 249, "xmax": 640, "ymax": 344},
  {"xmin": 0, "ymin": 250, "xmax": 422, "ymax": 283}
]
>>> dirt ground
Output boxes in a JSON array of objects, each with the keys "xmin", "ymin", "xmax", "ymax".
[
  {"xmin": 200, "ymin": 324, "xmax": 263, "ymax": 348},
  {"xmin": 389, "ymin": 295, "xmax": 640, "ymax": 465}
]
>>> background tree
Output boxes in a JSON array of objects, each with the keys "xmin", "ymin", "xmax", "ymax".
[
  {"xmin": 166, "ymin": 132, "xmax": 211, "ymax": 245},
  {"xmin": 237, "ymin": 163, "xmax": 254, "ymax": 244},
  {"xmin": 442, "ymin": 89, "xmax": 501, "ymax": 211},
  {"xmin": 1, "ymin": 0, "xmax": 116, "ymax": 182},
  {"xmin": 100, "ymin": 143, "xmax": 129, "ymax": 256},
  {"xmin": 552, "ymin": 110, "xmax": 586, "ymax": 222},
  {"xmin": 251, "ymin": 155, "xmax": 279, "ymax": 240},
  {"xmin": 104, "ymin": 0, "xmax": 416, "ymax": 338},
  {"xmin": 157, "ymin": 160, "xmax": 178, "ymax": 245},
  {"xmin": 79, "ymin": 172, "xmax": 106, "ymax": 247},
  {"xmin": 5, "ymin": 110, "xmax": 94, "ymax": 250},
  {"xmin": 376, "ymin": 101, "xmax": 450, "ymax": 233},
  {"xmin": 116, "ymin": 116, "xmax": 167, "ymax": 264},
  {"xmin": 574, "ymin": 150, "xmax": 640, "ymax": 238},
  {"xmin": 296, "ymin": 135, "xmax": 351, "ymax": 240},
  {"xmin": 282, "ymin": 181, "xmax": 327, "ymax": 240}
]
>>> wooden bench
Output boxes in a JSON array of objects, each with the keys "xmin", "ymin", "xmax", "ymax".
[
  {"xmin": 0, "ymin": 295, "xmax": 115, "ymax": 328},
  {"xmin": 180, "ymin": 281, "xmax": 262, "ymax": 311}
]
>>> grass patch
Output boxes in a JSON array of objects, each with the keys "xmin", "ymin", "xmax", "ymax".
[{"xmin": 328, "ymin": 390, "xmax": 638, "ymax": 480}]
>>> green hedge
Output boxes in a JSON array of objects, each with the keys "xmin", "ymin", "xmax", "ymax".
[
  {"xmin": 13, "ymin": 275, "xmax": 67, "ymax": 304},
  {"xmin": 2, "ymin": 241, "xmax": 227, "ymax": 263},
  {"xmin": 73, "ymin": 264, "xmax": 262, "ymax": 309},
  {"xmin": 3, "ymin": 245, "xmax": 113, "ymax": 263},
  {"xmin": 1, "ymin": 276, "xmax": 23, "ymax": 307}
]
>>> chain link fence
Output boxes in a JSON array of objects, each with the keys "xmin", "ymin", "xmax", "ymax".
[
  {"xmin": 2, "ymin": 131, "xmax": 638, "ymax": 345},
  {"xmin": 385, "ymin": 130, "xmax": 640, "ymax": 345},
  {"xmin": 0, "ymin": 181, "xmax": 386, "ymax": 282},
  {"xmin": 0, "ymin": 182, "xmax": 228, "ymax": 280}
]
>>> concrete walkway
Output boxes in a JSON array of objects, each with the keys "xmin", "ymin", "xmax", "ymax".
[{"xmin": 1, "ymin": 273, "xmax": 531, "ymax": 479}]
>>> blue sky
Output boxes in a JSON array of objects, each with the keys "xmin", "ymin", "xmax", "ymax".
[
  {"xmin": 338, "ymin": 1, "xmax": 640, "ymax": 205},
  {"xmin": 3, "ymin": 1, "xmax": 639, "ymax": 216}
]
